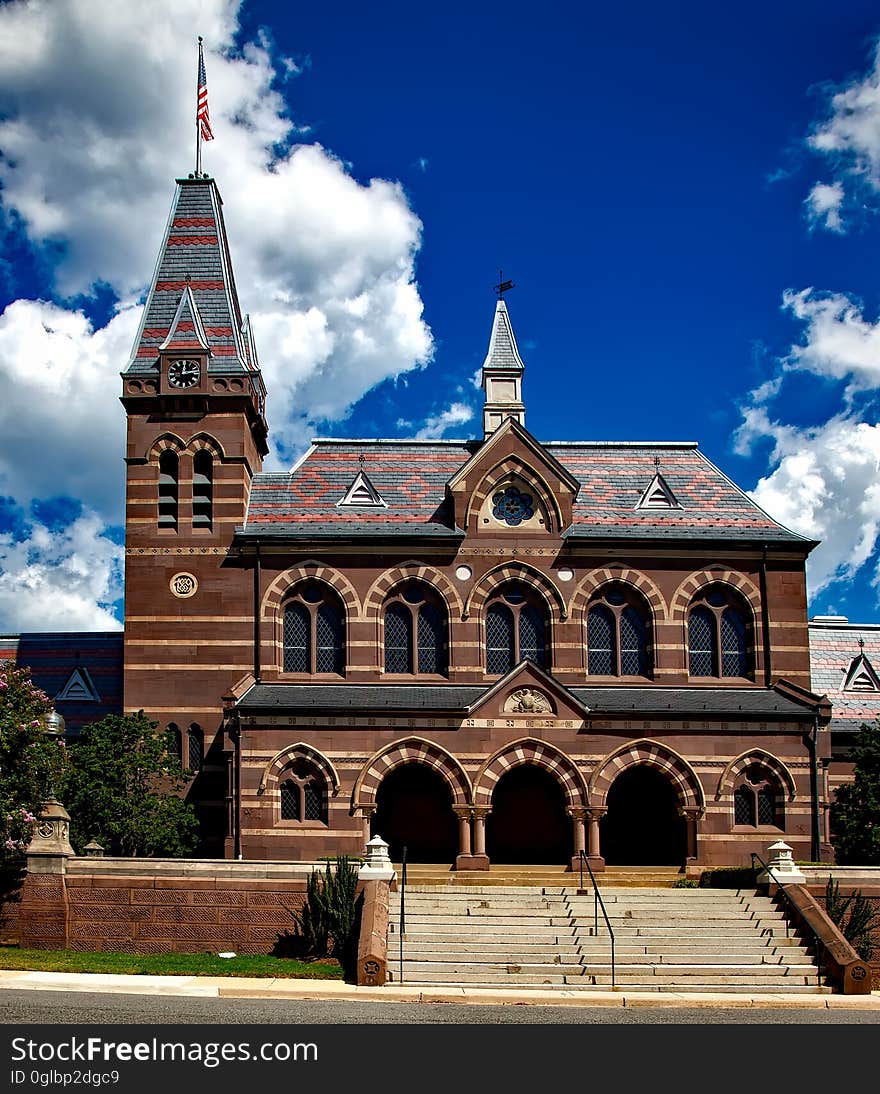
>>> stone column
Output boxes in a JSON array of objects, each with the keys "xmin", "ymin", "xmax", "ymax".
[
  {"xmin": 682, "ymin": 806, "xmax": 701, "ymax": 865},
  {"xmin": 454, "ymin": 805, "xmax": 487, "ymax": 871},
  {"xmin": 360, "ymin": 806, "xmax": 375, "ymax": 845},
  {"xmin": 567, "ymin": 806, "xmax": 587, "ymax": 872},
  {"xmin": 587, "ymin": 808, "xmax": 606, "ymax": 871}
]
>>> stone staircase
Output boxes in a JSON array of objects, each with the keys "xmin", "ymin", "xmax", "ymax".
[{"xmin": 387, "ymin": 884, "xmax": 831, "ymax": 993}]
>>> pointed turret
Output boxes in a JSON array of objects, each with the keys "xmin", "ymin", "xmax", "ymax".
[
  {"xmin": 481, "ymin": 298, "xmax": 526, "ymax": 437},
  {"xmin": 126, "ymin": 175, "xmax": 255, "ymax": 376}
]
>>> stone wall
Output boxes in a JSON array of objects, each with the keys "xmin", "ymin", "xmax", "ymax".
[
  {"xmin": 802, "ymin": 867, "xmax": 880, "ymax": 991},
  {"xmin": 20, "ymin": 858, "xmax": 312, "ymax": 955}
]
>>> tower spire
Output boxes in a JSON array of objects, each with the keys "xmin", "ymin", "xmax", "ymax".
[{"xmin": 480, "ymin": 286, "xmax": 526, "ymax": 437}]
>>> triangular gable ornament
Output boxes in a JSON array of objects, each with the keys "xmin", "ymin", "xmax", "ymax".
[
  {"xmin": 636, "ymin": 472, "xmax": 680, "ymax": 510},
  {"xmin": 159, "ymin": 285, "xmax": 212, "ymax": 353},
  {"xmin": 337, "ymin": 470, "xmax": 387, "ymax": 508},
  {"xmin": 55, "ymin": 666, "xmax": 100, "ymax": 703},
  {"xmin": 843, "ymin": 652, "xmax": 880, "ymax": 693}
]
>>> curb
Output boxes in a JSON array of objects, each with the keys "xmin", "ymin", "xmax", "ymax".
[{"xmin": 1, "ymin": 971, "xmax": 879, "ymax": 1009}]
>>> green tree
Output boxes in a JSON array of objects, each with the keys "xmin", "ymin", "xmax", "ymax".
[
  {"xmin": 60, "ymin": 711, "xmax": 200, "ymax": 857},
  {"xmin": 0, "ymin": 661, "xmax": 68, "ymax": 862},
  {"xmin": 830, "ymin": 719, "xmax": 880, "ymax": 866}
]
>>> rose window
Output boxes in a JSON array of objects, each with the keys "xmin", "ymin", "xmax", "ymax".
[{"xmin": 492, "ymin": 486, "xmax": 534, "ymax": 526}]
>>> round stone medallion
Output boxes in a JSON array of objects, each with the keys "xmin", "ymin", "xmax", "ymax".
[{"xmin": 170, "ymin": 572, "xmax": 199, "ymax": 599}]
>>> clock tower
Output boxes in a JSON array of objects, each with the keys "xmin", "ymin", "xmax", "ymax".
[{"xmin": 120, "ymin": 174, "xmax": 268, "ymax": 850}]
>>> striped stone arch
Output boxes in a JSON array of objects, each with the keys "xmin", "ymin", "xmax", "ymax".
[
  {"xmin": 463, "ymin": 561, "xmax": 567, "ymax": 620},
  {"xmin": 187, "ymin": 432, "xmax": 226, "ymax": 459},
  {"xmin": 146, "ymin": 432, "xmax": 186, "ymax": 462},
  {"xmin": 352, "ymin": 737, "xmax": 472, "ymax": 810},
  {"xmin": 261, "ymin": 561, "xmax": 361, "ymax": 622},
  {"xmin": 590, "ymin": 739, "xmax": 706, "ymax": 814},
  {"xmin": 473, "ymin": 738, "xmax": 588, "ymax": 808},
  {"xmin": 715, "ymin": 749, "xmax": 797, "ymax": 803},
  {"xmin": 258, "ymin": 742, "xmax": 342, "ymax": 797},
  {"xmin": 669, "ymin": 568, "xmax": 761, "ymax": 623},
  {"xmin": 363, "ymin": 562, "xmax": 464, "ymax": 621},
  {"xmin": 466, "ymin": 456, "xmax": 564, "ymax": 533},
  {"xmin": 569, "ymin": 565, "xmax": 668, "ymax": 623}
]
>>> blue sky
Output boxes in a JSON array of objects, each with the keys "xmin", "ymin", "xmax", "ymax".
[{"xmin": 2, "ymin": 0, "xmax": 880, "ymax": 628}]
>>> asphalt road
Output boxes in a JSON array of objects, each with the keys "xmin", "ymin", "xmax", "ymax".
[{"xmin": 1, "ymin": 988, "xmax": 879, "ymax": 1024}]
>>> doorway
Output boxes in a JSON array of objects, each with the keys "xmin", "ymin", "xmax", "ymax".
[
  {"xmin": 371, "ymin": 762, "xmax": 458, "ymax": 863},
  {"xmin": 600, "ymin": 765, "xmax": 686, "ymax": 865},
  {"xmin": 486, "ymin": 764, "xmax": 571, "ymax": 864}
]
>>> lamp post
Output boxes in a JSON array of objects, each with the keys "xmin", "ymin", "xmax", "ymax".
[{"xmin": 29, "ymin": 708, "xmax": 74, "ymax": 859}]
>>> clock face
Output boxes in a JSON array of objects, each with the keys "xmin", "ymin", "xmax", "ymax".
[{"xmin": 168, "ymin": 359, "xmax": 201, "ymax": 388}]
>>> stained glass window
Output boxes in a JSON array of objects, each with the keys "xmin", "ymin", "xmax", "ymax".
[
  {"xmin": 492, "ymin": 486, "xmax": 535, "ymax": 526},
  {"xmin": 384, "ymin": 603, "xmax": 412, "ymax": 674},
  {"xmin": 486, "ymin": 603, "xmax": 515, "ymax": 675},
  {"xmin": 283, "ymin": 602, "xmax": 310, "ymax": 673},
  {"xmin": 688, "ymin": 607, "xmax": 714, "ymax": 677},
  {"xmin": 720, "ymin": 608, "xmax": 748, "ymax": 677}
]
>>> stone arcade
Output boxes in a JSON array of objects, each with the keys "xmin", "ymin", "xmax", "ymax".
[{"xmin": 31, "ymin": 171, "xmax": 844, "ymax": 870}]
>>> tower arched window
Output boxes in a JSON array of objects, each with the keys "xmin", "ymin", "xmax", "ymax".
[
  {"xmin": 485, "ymin": 583, "xmax": 548, "ymax": 674},
  {"xmin": 166, "ymin": 723, "xmax": 182, "ymax": 764},
  {"xmin": 279, "ymin": 757, "xmax": 328, "ymax": 825},
  {"xmin": 187, "ymin": 724, "xmax": 203, "ymax": 772},
  {"xmin": 282, "ymin": 582, "xmax": 345, "ymax": 675},
  {"xmin": 192, "ymin": 450, "xmax": 213, "ymax": 530},
  {"xmin": 688, "ymin": 586, "xmax": 752, "ymax": 679},
  {"xmin": 587, "ymin": 584, "xmax": 652, "ymax": 677},
  {"xmin": 383, "ymin": 582, "xmax": 448, "ymax": 676},
  {"xmin": 733, "ymin": 764, "xmax": 781, "ymax": 829},
  {"xmin": 158, "ymin": 450, "xmax": 179, "ymax": 530}
]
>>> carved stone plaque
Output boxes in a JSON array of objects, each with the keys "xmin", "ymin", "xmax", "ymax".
[{"xmin": 504, "ymin": 688, "xmax": 554, "ymax": 715}]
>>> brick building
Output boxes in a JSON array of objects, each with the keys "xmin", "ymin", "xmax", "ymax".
[{"xmin": 8, "ymin": 171, "xmax": 846, "ymax": 870}]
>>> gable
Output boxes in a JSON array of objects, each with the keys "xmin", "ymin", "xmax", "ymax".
[{"xmin": 467, "ymin": 659, "xmax": 590, "ymax": 725}]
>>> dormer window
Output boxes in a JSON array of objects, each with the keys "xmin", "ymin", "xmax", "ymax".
[
  {"xmin": 843, "ymin": 652, "xmax": 880, "ymax": 692},
  {"xmin": 337, "ymin": 469, "xmax": 387, "ymax": 508},
  {"xmin": 636, "ymin": 472, "xmax": 680, "ymax": 510}
]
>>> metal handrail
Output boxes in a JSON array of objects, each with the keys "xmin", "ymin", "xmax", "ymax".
[
  {"xmin": 578, "ymin": 850, "xmax": 615, "ymax": 988},
  {"xmin": 398, "ymin": 845, "xmax": 407, "ymax": 985},
  {"xmin": 750, "ymin": 851, "xmax": 823, "ymax": 987}
]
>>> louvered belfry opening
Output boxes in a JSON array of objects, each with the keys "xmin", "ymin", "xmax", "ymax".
[
  {"xmin": 158, "ymin": 450, "xmax": 179, "ymax": 530},
  {"xmin": 192, "ymin": 450, "xmax": 213, "ymax": 530}
]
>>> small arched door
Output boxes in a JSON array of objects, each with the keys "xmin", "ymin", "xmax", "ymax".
[
  {"xmin": 486, "ymin": 764, "xmax": 571, "ymax": 864},
  {"xmin": 600, "ymin": 765, "xmax": 686, "ymax": 865},
  {"xmin": 371, "ymin": 763, "xmax": 458, "ymax": 863}
]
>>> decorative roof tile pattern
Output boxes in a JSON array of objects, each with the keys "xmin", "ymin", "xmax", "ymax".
[
  {"xmin": 126, "ymin": 178, "xmax": 251, "ymax": 374},
  {"xmin": 240, "ymin": 439, "xmax": 807, "ymax": 543},
  {"xmin": 809, "ymin": 621, "xmax": 880, "ymax": 731},
  {"xmin": 0, "ymin": 633, "xmax": 123, "ymax": 736}
]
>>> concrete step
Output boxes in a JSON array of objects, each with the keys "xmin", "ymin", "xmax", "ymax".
[{"xmin": 388, "ymin": 977, "xmax": 830, "ymax": 994}]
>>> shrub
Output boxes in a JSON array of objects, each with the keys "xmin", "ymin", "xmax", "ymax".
[
  {"xmin": 672, "ymin": 877, "xmax": 699, "ymax": 888},
  {"xmin": 698, "ymin": 865, "xmax": 760, "ymax": 889},
  {"xmin": 281, "ymin": 856, "xmax": 360, "ymax": 977},
  {"xmin": 824, "ymin": 876, "xmax": 880, "ymax": 962}
]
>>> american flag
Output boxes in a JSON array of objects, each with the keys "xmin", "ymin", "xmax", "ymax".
[{"xmin": 197, "ymin": 41, "xmax": 214, "ymax": 142}]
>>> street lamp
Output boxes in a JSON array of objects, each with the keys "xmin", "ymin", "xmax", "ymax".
[{"xmin": 29, "ymin": 707, "xmax": 74, "ymax": 859}]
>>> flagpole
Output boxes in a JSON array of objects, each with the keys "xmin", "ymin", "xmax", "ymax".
[{"xmin": 195, "ymin": 37, "xmax": 202, "ymax": 177}]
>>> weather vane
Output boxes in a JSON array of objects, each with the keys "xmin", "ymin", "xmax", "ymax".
[{"xmin": 494, "ymin": 270, "xmax": 515, "ymax": 299}]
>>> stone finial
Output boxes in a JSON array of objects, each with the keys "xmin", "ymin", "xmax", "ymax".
[
  {"xmin": 28, "ymin": 798, "xmax": 74, "ymax": 859},
  {"xmin": 758, "ymin": 839, "xmax": 806, "ymax": 885},
  {"xmin": 358, "ymin": 835, "xmax": 396, "ymax": 882},
  {"xmin": 84, "ymin": 839, "xmax": 105, "ymax": 857}
]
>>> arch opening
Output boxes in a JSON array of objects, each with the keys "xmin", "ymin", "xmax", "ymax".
[
  {"xmin": 485, "ymin": 764, "xmax": 571, "ymax": 864},
  {"xmin": 600, "ymin": 765, "xmax": 686, "ymax": 866},
  {"xmin": 371, "ymin": 763, "xmax": 458, "ymax": 863}
]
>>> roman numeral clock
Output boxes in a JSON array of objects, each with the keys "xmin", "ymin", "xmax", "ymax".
[{"xmin": 168, "ymin": 359, "xmax": 202, "ymax": 388}]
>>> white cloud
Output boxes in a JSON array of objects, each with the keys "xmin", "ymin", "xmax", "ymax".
[
  {"xmin": 0, "ymin": 512, "xmax": 123, "ymax": 631},
  {"xmin": 805, "ymin": 181, "xmax": 844, "ymax": 232},
  {"xmin": 806, "ymin": 41, "xmax": 880, "ymax": 230},
  {"xmin": 0, "ymin": 0, "xmax": 434, "ymax": 627},
  {"xmin": 414, "ymin": 403, "xmax": 474, "ymax": 440},
  {"xmin": 737, "ymin": 288, "xmax": 880, "ymax": 598}
]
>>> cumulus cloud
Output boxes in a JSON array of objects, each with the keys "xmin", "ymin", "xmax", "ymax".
[
  {"xmin": 414, "ymin": 403, "xmax": 474, "ymax": 440},
  {"xmin": 0, "ymin": 512, "xmax": 123, "ymax": 631},
  {"xmin": 0, "ymin": 0, "xmax": 433, "ymax": 627},
  {"xmin": 805, "ymin": 41, "xmax": 880, "ymax": 230},
  {"xmin": 737, "ymin": 289, "xmax": 880, "ymax": 598}
]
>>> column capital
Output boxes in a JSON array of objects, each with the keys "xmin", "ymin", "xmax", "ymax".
[
  {"xmin": 587, "ymin": 808, "xmax": 607, "ymax": 822},
  {"xmin": 566, "ymin": 806, "xmax": 587, "ymax": 821},
  {"xmin": 452, "ymin": 805, "xmax": 473, "ymax": 819},
  {"xmin": 471, "ymin": 806, "xmax": 491, "ymax": 820}
]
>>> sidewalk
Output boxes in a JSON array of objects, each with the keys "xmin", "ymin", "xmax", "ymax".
[{"xmin": 1, "ymin": 970, "xmax": 879, "ymax": 1008}]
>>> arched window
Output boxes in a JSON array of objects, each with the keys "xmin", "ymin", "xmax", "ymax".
[
  {"xmin": 166, "ymin": 723, "xmax": 182, "ymax": 764},
  {"xmin": 383, "ymin": 582, "xmax": 448, "ymax": 675},
  {"xmin": 192, "ymin": 450, "xmax": 213, "ymax": 530},
  {"xmin": 485, "ymin": 583, "xmax": 548, "ymax": 673},
  {"xmin": 158, "ymin": 450, "xmax": 178, "ymax": 530},
  {"xmin": 187, "ymin": 724, "xmax": 203, "ymax": 772},
  {"xmin": 688, "ymin": 586, "xmax": 752, "ymax": 679},
  {"xmin": 733, "ymin": 764, "xmax": 781, "ymax": 829},
  {"xmin": 282, "ymin": 582, "xmax": 345, "ymax": 675},
  {"xmin": 587, "ymin": 585, "xmax": 652, "ymax": 677},
  {"xmin": 279, "ymin": 757, "xmax": 328, "ymax": 824}
]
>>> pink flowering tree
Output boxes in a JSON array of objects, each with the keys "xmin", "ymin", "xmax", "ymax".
[{"xmin": 0, "ymin": 661, "xmax": 68, "ymax": 862}]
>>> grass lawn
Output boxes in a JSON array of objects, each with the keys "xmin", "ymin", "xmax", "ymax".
[{"xmin": 0, "ymin": 947, "xmax": 344, "ymax": 979}]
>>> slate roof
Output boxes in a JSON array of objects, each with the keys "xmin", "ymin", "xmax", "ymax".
[
  {"xmin": 125, "ymin": 177, "xmax": 254, "ymax": 374},
  {"xmin": 809, "ymin": 619, "xmax": 880, "ymax": 732},
  {"xmin": 238, "ymin": 438, "xmax": 810, "ymax": 544},
  {"xmin": 482, "ymin": 299, "xmax": 524, "ymax": 373},
  {"xmin": 237, "ymin": 682, "xmax": 813, "ymax": 720},
  {"xmin": 0, "ymin": 633, "xmax": 123, "ymax": 736}
]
